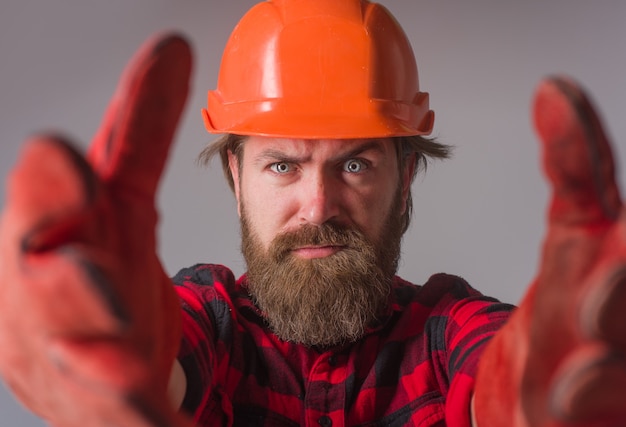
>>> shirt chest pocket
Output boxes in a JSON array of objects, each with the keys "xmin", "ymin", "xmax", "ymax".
[
  {"xmin": 231, "ymin": 405, "xmax": 302, "ymax": 427},
  {"xmin": 351, "ymin": 391, "xmax": 446, "ymax": 427}
]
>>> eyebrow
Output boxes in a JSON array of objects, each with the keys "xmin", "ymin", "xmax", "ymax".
[
  {"xmin": 253, "ymin": 140, "xmax": 388, "ymax": 166},
  {"xmin": 336, "ymin": 140, "xmax": 387, "ymax": 162},
  {"xmin": 252, "ymin": 149, "xmax": 309, "ymax": 166}
]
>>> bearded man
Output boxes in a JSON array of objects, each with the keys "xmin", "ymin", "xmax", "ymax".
[{"xmin": 172, "ymin": 133, "xmax": 508, "ymax": 426}]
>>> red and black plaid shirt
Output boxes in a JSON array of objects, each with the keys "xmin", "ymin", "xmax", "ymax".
[{"xmin": 174, "ymin": 264, "xmax": 513, "ymax": 426}]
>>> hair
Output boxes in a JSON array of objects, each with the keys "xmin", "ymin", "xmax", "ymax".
[{"xmin": 198, "ymin": 134, "xmax": 452, "ymax": 234}]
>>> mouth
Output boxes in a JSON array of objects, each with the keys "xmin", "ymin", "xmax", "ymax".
[{"xmin": 292, "ymin": 245, "xmax": 346, "ymax": 259}]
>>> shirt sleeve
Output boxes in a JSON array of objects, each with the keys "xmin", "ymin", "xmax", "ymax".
[
  {"xmin": 171, "ymin": 264, "xmax": 238, "ymax": 418},
  {"xmin": 420, "ymin": 273, "xmax": 515, "ymax": 426}
]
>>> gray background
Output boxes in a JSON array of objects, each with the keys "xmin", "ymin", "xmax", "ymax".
[{"xmin": 1, "ymin": 0, "xmax": 625, "ymax": 424}]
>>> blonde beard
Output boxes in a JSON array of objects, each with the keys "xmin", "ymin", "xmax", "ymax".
[{"xmin": 240, "ymin": 194, "xmax": 404, "ymax": 348}]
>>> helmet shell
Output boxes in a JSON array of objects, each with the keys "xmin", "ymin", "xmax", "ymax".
[{"xmin": 202, "ymin": 0, "xmax": 434, "ymax": 138}]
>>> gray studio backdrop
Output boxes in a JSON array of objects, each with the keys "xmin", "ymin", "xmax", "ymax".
[{"xmin": 1, "ymin": 0, "xmax": 625, "ymax": 425}]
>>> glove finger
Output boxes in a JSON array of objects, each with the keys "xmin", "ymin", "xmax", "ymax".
[
  {"xmin": 1, "ymin": 136, "xmax": 125, "ymax": 334},
  {"xmin": 49, "ymin": 340, "xmax": 193, "ymax": 427},
  {"xmin": 533, "ymin": 76, "xmax": 622, "ymax": 227},
  {"xmin": 23, "ymin": 246, "xmax": 128, "ymax": 336},
  {"xmin": 550, "ymin": 344, "xmax": 626, "ymax": 425},
  {"xmin": 87, "ymin": 33, "xmax": 192, "ymax": 199},
  {"xmin": 48, "ymin": 338, "xmax": 152, "ymax": 395},
  {"xmin": 3, "ymin": 135, "xmax": 96, "ymax": 251},
  {"xmin": 580, "ymin": 264, "xmax": 626, "ymax": 351}
]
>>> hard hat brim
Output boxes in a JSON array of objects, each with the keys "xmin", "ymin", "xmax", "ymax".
[{"xmin": 202, "ymin": 93, "xmax": 434, "ymax": 139}]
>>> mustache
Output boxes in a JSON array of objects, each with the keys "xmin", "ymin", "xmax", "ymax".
[{"xmin": 269, "ymin": 223, "xmax": 367, "ymax": 260}]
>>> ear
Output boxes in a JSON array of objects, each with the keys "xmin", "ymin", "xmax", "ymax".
[
  {"xmin": 400, "ymin": 154, "xmax": 417, "ymax": 216},
  {"xmin": 227, "ymin": 150, "xmax": 242, "ymax": 217}
]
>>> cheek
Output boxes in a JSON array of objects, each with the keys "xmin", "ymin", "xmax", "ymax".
[
  {"xmin": 240, "ymin": 182, "xmax": 296, "ymax": 249},
  {"xmin": 350, "ymin": 180, "xmax": 399, "ymax": 237}
]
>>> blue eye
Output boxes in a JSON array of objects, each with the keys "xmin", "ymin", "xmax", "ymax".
[
  {"xmin": 270, "ymin": 162, "xmax": 291, "ymax": 173},
  {"xmin": 343, "ymin": 159, "xmax": 367, "ymax": 173}
]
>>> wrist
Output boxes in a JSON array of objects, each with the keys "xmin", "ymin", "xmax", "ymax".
[{"xmin": 168, "ymin": 359, "xmax": 187, "ymax": 410}]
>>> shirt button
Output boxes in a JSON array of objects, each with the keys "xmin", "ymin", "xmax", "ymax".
[
  {"xmin": 328, "ymin": 355, "xmax": 337, "ymax": 366},
  {"xmin": 318, "ymin": 415, "xmax": 332, "ymax": 427}
]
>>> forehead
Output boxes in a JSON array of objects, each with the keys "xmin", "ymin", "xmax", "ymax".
[{"xmin": 241, "ymin": 136, "xmax": 398, "ymax": 161}]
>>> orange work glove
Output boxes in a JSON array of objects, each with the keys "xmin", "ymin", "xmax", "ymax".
[
  {"xmin": 474, "ymin": 76, "xmax": 626, "ymax": 426},
  {"xmin": 0, "ymin": 34, "xmax": 194, "ymax": 427}
]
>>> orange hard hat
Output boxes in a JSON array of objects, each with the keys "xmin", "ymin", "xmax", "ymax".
[{"xmin": 202, "ymin": 0, "xmax": 434, "ymax": 138}]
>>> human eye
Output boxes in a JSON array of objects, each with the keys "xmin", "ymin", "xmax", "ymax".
[
  {"xmin": 269, "ymin": 162, "xmax": 292, "ymax": 174},
  {"xmin": 342, "ymin": 158, "xmax": 368, "ymax": 174}
]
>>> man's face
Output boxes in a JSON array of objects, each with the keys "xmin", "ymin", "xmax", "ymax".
[{"xmin": 228, "ymin": 136, "xmax": 414, "ymax": 347}]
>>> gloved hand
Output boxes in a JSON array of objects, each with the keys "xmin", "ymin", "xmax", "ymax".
[
  {"xmin": 474, "ymin": 77, "xmax": 626, "ymax": 426},
  {"xmin": 0, "ymin": 34, "xmax": 194, "ymax": 426}
]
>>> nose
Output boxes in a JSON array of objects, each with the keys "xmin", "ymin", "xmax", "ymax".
[{"xmin": 298, "ymin": 171, "xmax": 341, "ymax": 226}]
